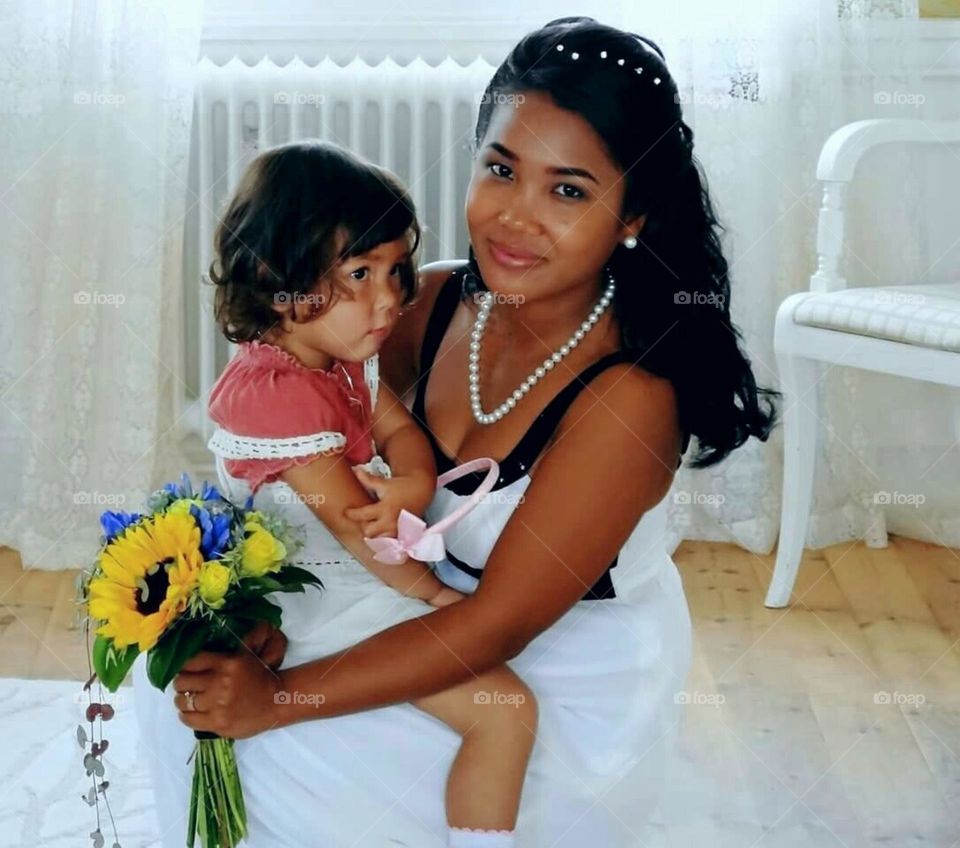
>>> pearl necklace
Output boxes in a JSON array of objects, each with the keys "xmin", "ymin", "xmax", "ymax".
[{"xmin": 469, "ymin": 267, "xmax": 617, "ymax": 425}]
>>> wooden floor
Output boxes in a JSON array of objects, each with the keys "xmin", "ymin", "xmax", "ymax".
[{"xmin": 2, "ymin": 537, "xmax": 959, "ymax": 845}]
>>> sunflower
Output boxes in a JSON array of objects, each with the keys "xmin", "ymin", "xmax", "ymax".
[{"xmin": 87, "ymin": 511, "xmax": 204, "ymax": 651}]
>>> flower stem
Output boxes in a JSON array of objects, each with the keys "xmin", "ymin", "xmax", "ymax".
[{"xmin": 186, "ymin": 738, "xmax": 247, "ymax": 847}]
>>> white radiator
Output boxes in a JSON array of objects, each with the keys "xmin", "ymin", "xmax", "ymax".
[{"xmin": 188, "ymin": 55, "xmax": 496, "ymax": 437}]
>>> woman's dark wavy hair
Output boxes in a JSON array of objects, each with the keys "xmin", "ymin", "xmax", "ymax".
[
  {"xmin": 461, "ymin": 16, "xmax": 779, "ymax": 468},
  {"xmin": 210, "ymin": 139, "xmax": 421, "ymax": 343}
]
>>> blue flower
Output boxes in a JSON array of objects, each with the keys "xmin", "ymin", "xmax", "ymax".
[
  {"xmin": 162, "ymin": 472, "xmax": 195, "ymax": 500},
  {"xmin": 200, "ymin": 480, "xmax": 226, "ymax": 504},
  {"xmin": 189, "ymin": 504, "xmax": 232, "ymax": 560},
  {"xmin": 162, "ymin": 473, "xmax": 226, "ymax": 505},
  {"xmin": 99, "ymin": 511, "xmax": 143, "ymax": 543}
]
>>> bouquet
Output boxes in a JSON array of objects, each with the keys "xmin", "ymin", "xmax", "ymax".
[{"xmin": 77, "ymin": 474, "xmax": 322, "ymax": 848}]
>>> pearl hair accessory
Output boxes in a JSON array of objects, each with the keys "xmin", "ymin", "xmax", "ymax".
[
  {"xmin": 556, "ymin": 42, "xmax": 662, "ymax": 85},
  {"xmin": 468, "ymin": 267, "xmax": 617, "ymax": 425}
]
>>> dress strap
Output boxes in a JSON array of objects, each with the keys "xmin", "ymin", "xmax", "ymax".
[
  {"xmin": 412, "ymin": 269, "xmax": 465, "ymax": 446},
  {"xmin": 418, "ymin": 270, "xmax": 464, "ymax": 380},
  {"xmin": 509, "ymin": 349, "xmax": 642, "ymax": 473}
]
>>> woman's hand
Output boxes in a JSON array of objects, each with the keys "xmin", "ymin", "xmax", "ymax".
[
  {"xmin": 345, "ymin": 468, "xmax": 436, "ymax": 538},
  {"xmin": 242, "ymin": 620, "xmax": 288, "ymax": 669},
  {"xmin": 172, "ymin": 622, "xmax": 287, "ymax": 738}
]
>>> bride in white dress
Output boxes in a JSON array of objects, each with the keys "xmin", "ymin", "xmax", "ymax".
[
  {"xmin": 132, "ymin": 335, "xmax": 692, "ymax": 846},
  {"xmin": 134, "ymin": 16, "xmax": 780, "ymax": 847}
]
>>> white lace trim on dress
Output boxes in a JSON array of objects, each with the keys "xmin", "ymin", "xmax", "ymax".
[
  {"xmin": 207, "ymin": 427, "xmax": 347, "ymax": 460},
  {"xmin": 364, "ymin": 353, "xmax": 379, "ymax": 410}
]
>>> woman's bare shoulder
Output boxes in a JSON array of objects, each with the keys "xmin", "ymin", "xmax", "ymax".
[
  {"xmin": 559, "ymin": 362, "xmax": 682, "ymax": 491},
  {"xmin": 413, "ymin": 259, "xmax": 469, "ymax": 320},
  {"xmin": 378, "ymin": 260, "xmax": 468, "ymax": 399},
  {"xmin": 419, "ymin": 259, "xmax": 469, "ymax": 287}
]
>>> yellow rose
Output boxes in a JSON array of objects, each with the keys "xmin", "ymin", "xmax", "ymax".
[
  {"xmin": 167, "ymin": 497, "xmax": 203, "ymax": 517},
  {"xmin": 198, "ymin": 562, "xmax": 231, "ymax": 608},
  {"xmin": 240, "ymin": 521, "xmax": 287, "ymax": 577}
]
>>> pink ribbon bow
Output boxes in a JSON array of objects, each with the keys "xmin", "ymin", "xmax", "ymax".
[
  {"xmin": 363, "ymin": 510, "xmax": 447, "ymax": 565},
  {"xmin": 363, "ymin": 457, "xmax": 500, "ymax": 565}
]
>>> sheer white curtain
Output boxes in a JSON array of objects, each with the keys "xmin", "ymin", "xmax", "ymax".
[
  {"xmin": 0, "ymin": 1, "xmax": 203, "ymax": 569},
  {"xmin": 619, "ymin": 1, "xmax": 960, "ymax": 556}
]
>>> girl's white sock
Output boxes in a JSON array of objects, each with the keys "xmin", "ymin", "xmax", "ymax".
[{"xmin": 447, "ymin": 826, "xmax": 516, "ymax": 848}]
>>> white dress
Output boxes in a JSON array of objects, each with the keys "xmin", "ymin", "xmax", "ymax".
[{"xmin": 132, "ymin": 326, "xmax": 693, "ymax": 846}]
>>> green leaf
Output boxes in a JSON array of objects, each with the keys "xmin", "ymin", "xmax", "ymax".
[
  {"xmin": 92, "ymin": 636, "xmax": 139, "ymax": 693},
  {"xmin": 146, "ymin": 622, "xmax": 212, "ymax": 691},
  {"xmin": 238, "ymin": 576, "xmax": 286, "ymax": 594},
  {"xmin": 273, "ymin": 566, "xmax": 323, "ymax": 588},
  {"xmin": 228, "ymin": 596, "xmax": 283, "ymax": 629},
  {"xmin": 240, "ymin": 568, "xmax": 322, "ymax": 592},
  {"xmin": 240, "ymin": 582, "xmax": 310, "ymax": 597}
]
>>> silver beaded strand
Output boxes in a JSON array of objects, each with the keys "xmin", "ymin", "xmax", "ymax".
[{"xmin": 468, "ymin": 267, "xmax": 617, "ymax": 425}]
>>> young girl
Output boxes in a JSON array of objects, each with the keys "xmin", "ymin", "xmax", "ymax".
[{"xmin": 204, "ymin": 140, "xmax": 536, "ymax": 848}]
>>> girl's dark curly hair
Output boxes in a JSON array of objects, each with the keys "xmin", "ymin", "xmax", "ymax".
[
  {"xmin": 462, "ymin": 16, "xmax": 780, "ymax": 469},
  {"xmin": 209, "ymin": 139, "xmax": 421, "ymax": 343}
]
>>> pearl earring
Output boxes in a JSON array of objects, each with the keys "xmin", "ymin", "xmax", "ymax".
[{"xmin": 623, "ymin": 235, "xmax": 638, "ymax": 249}]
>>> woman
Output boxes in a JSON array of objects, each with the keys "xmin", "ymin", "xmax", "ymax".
[{"xmin": 133, "ymin": 17, "xmax": 778, "ymax": 847}]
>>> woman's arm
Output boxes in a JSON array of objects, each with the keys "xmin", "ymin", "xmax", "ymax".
[{"xmin": 173, "ymin": 364, "xmax": 682, "ymax": 737}]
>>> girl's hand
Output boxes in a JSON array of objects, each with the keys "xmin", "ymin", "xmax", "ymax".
[
  {"xmin": 427, "ymin": 586, "xmax": 466, "ymax": 608},
  {"xmin": 345, "ymin": 468, "xmax": 436, "ymax": 537},
  {"xmin": 345, "ymin": 494, "xmax": 399, "ymax": 539}
]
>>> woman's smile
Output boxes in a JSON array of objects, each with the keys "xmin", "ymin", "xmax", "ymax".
[{"xmin": 486, "ymin": 238, "xmax": 547, "ymax": 271}]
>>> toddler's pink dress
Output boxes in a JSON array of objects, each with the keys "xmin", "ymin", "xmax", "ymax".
[{"xmin": 204, "ymin": 340, "xmax": 434, "ymax": 664}]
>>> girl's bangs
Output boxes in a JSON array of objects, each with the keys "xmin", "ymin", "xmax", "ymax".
[{"xmin": 336, "ymin": 191, "xmax": 419, "ymax": 261}]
